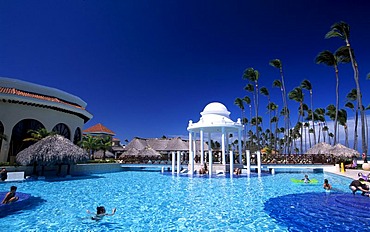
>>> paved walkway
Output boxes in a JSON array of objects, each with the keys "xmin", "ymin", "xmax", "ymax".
[{"xmin": 324, "ymin": 166, "xmax": 364, "ymax": 180}]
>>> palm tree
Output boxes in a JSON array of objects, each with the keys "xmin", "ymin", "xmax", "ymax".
[
  {"xmin": 0, "ymin": 133, "xmax": 7, "ymax": 142},
  {"xmin": 271, "ymin": 59, "xmax": 290, "ymax": 153},
  {"xmin": 315, "ymin": 49, "xmax": 350, "ymax": 145},
  {"xmin": 326, "ymin": 104, "xmax": 337, "ymax": 145},
  {"xmin": 314, "ymin": 108, "xmax": 326, "ymax": 143},
  {"xmin": 304, "ymin": 122, "xmax": 310, "ymax": 150},
  {"xmin": 234, "ymin": 98, "xmax": 245, "ymax": 121},
  {"xmin": 260, "ymin": 86, "xmax": 273, "ymax": 149},
  {"xmin": 288, "ymin": 87, "xmax": 304, "ymax": 154},
  {"xmin": 273, "ymin": 78, "xmax": 290, "ymax": 153},
  {"xmin": 98, "ymin": 136, "xmax": 113, "ymax": 161},
  {"xmin": 80, "ymin": 135, "xmax": 99, "ymax": 159},
  {"xmin": 243, "ymin": 68, "xmax": 261, "ymax": 150},
  {"xmin": 234, "ymin": 97, "xmax": 246, "ymax": 152},
  {"xmin": 338, "ymin": 109, "xmax": 349, "ymax": 147},
  {"xmin": 23, "ymin": 128, "xmax": 56, "ymax": 142},
  {"xmin": 346, "ymin": 89, "xmax": 358, "ymax": 150},
  {"xmin": 326, "ymin": 21, "xmax": 367, "ymax": 159},
  {"xmin": 300, "ymin": 79, "xmax": 316, "ymax": 146}
]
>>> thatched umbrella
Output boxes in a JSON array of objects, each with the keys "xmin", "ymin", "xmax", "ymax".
[
  {"xmin": 119, "ymin": 147, "xmax": 140, "ymax": 159},
  {"xmin": 329, "ymin": 143, "xmax": 359, "ymax": 158},
  {"xmin": 306, "ymin": 142, "xmax": 333, "ymax": 155},
  {"xmin": 16, "ymin": 135, "xmax": 88, "ymax": 175},
  {"xmin": 93, "ymin": 150, "xmax": 115, "ymax": 159},
  {"xmin": 138, "ymin": 147, "xmax": 161, "ymax": 158}
]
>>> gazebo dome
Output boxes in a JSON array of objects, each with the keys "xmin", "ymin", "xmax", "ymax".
[
  {"xmin": 201, "ymin": 102, "xmax": 230, "ymax": 118},
  {"xmin": 187, "ymin": 102, "xmax": 242, "ymax": 132}
]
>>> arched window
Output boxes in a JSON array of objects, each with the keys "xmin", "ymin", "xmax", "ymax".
[
  {"xmin": 73, "ymin": 128, "xmax": 82, "ymax": 145},
  {"xmin": 9, "ymin": 119, "xmax": 44, "ymax": 160},
  {"xmin": 52, "ymin": 123, "xmax": 71, "ymax": 140},
  {"xmin": 0, "ymin": 121, "xmax": 4, "ymax": 152}
]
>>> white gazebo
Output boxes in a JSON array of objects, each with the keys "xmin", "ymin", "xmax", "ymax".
[{"xmin": 187, "ymin": 102, "xmax": 243, "ymax": 175}]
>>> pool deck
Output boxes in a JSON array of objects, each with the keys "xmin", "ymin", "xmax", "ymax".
[{"xmin": 324, "ymin": 167, "xmax": 363, "ymax": 180}]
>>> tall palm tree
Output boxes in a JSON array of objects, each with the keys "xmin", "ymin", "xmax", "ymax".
[
  {"xmin": 315, "ymin": 49, "xmax": 350, "ymax": 145},
  {"xmin": 346, "ymin": 89, "xmax": 358, "ymax": 150},
  {"xmin": 243, "ymin": 95, "xmax": 252, "ymax": 150},
  {"xmin": 271, "ymin": 59, "xmax": 290, "ymax": 154},
  {"xmin": 314, "ymin": 108, "xmax": 326, "ymax": 144},
  {"xmin": 243, "ymin": 68, "xmax": 261, "ymax": 150},
  {"xmin": 300, "ymin": 79, "xmax": 316, "ymax": 146},
  {"xmin": 288, "ymin": 87, "xmax": 304, "ymax": 154},
  {"xmin": 304, "ymin": 122, "xmax": 310, "ymax": 150},
  {"xmin": 338, "ymin": 109, "xmax": 349, "ymax": 147},
  {"xmin": 326, "ymin": 104, "xmax": 337, "ymax": 145},
  {"xmin": 260, "ymin": 86, "xmax": 273, "ymax": 149},
  {"xmin": 234, "ymin": 98, "xmax": 245, "ymax": 121},
  {"xmin": 326, "ymin": 21, "xmax": 367, "ymax": 159}
]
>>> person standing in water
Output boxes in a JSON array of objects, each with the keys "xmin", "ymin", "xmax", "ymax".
[
  {"xmin": 87, "ymin": 206, "xmax": 116, "ymax": 221},
  {"xmin": 323, "ymin": 179, "xmax": 332, "ymax": 190}
]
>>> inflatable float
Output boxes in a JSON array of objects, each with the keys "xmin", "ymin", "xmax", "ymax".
[
  {"xmin": 0, "ymin": 192, "xmax": 32, "ymax": 217},
  {"xmin": 290, "ymin": 178, "xmax": 318, "ymax": 184}
]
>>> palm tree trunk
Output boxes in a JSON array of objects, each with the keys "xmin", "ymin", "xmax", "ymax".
[
  {"xmin": 334, "ymin": 67, "xmax": 339, "ymax": 145},
  {"xmin": 346, "ymin": 39, "xmax": 367, "ymax": 158}
]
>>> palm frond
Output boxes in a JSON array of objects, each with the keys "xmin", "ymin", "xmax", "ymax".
[{"xmin": 269, "ymin": 59, "xmax": 282, "ymax": 69}]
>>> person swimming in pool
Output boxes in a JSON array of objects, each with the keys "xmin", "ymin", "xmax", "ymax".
[
  {"xmin": 323, "ymin": 179, "xmax": 332, "ymax": 190},
  {"xmin": 1, "ymin": 186, "xmax": 19, "ymax": 204},
  {"xmin": 302, "ymin": 175, "xmax": 311, "ymax": 183},
  {"xmin": 87, "ymin": 206, "xmax": 116, "ymax": 221}
]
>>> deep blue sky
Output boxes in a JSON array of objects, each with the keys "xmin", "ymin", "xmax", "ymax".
[{"xmin": 1, "ymin": 0, "xmax": 370, "ymax": 146}]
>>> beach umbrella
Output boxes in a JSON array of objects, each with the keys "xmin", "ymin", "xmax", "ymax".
[
  {"xmin": 16, "ymin": 134, "xmax": 89, "ymax": 166},
  {"xmin": 329, "ymin": 143, "xmax": 359, "ymax": 158},
  {"xmin": 305, "ymin": 142, "xmax": 332, "ymax": 155}
]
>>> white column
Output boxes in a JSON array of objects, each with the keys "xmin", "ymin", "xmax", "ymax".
[
  {"xmin": 238, "ymin": 129, "xmax": 242, "ymax": 164},
  {"xmin": 171, "ymin": 151, "xmax": 175, "ymax": 174},
  {"xmin": 193, "ymin": 133, "xmax": 197, "ymax": 164},
  {"xmin": 229, "ymin": 151, "xmax": 234, "ymax": 177},
  {"xmin": 200, "ymin": 129, "xmax": 204, "ymax": 165},
  {"xmin": 246, "ymin": 150, "xmax": 251, "ymax": 174},
  {"xmin": 208, "ymin": 132, "xmax": 212, "ymax": 175},
  {"xmin": 257, "ymin": 150, "xmax": 261, "ymax": 174},
  {"xmin": 189, "ymin": 131, "xmax": 194, "ymax": 174},
  {"xmin": 177, "ymin": 151, "xmax": 181, "ymax": 174},
  {"xmin": 221, "ymin": 127, "xmax": 226, "ymax": 164}
]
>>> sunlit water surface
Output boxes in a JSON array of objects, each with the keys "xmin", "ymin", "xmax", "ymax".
[{"xmin": 0, "ymin": 171, "xmax": 369, "ymax": 231}]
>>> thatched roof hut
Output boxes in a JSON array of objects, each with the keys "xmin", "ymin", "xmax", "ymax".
[
  {"xmin": 16, "ymin": 134, "xmax": 89, "ymax": 166},
  {"xmin": 306, "ymin": 142, "xmax": 332, "ymax": 155},
  {"xmin": 329, "ymin": 143, "xmax": 359, "ymax": 158},
  {"xmin": 93, "ymin": 150, "xmax": 115, "ymax": 159}
]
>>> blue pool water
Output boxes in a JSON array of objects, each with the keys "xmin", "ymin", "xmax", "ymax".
[{"xmin": 0, "ymin": 171, "xmax": 369, "ymax": 231}]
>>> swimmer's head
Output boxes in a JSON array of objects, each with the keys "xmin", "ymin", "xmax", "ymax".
[{"xmin": 97, "ymin": 206, "xmax": 106, "ymax": 214}]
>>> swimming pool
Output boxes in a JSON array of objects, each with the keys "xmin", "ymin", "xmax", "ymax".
[{"xmin": 0, "ymin": 171, "xmax": 368, "ymax": 231}]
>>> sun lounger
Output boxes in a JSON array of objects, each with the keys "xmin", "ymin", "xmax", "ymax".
[{"xmin": 5, "ymin": 172, "xmax": 25, "ymax": 182}]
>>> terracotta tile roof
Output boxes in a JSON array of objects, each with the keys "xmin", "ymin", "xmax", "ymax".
[
  {"xmin": 0, "ymin": 87, "xmax": 84, "ymax": 109},
  {"xmin": 83, "ymin": 123, "xmax": 115, "ymax": 135}
]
